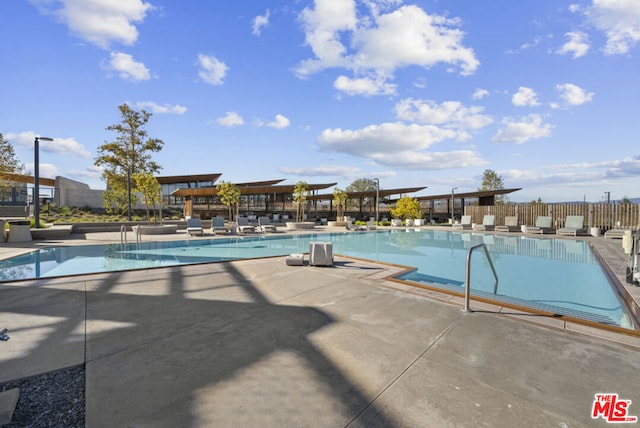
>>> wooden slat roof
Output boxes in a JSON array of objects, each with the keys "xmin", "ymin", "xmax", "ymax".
[
  {"xmin": 1, "ymin": 173, "xmax": 55, "ymax": 187},
  {"xmin": 155, "ymin": 174, "xmax": 222, "ymax": 184},
  {"xmin": 307, "ymin": 186, "xmax": 427, "ymax": 201},
  {"xmin": 414, "ymin": 188, "xmax": 522, "ymax": 201},
  {"xmin": 171, "ymin": 182, "xmax": 336, "ymax": 197}
]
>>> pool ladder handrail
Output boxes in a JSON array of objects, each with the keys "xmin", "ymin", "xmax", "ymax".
[
  {"xmin": 464, "ymin": 243, "xmax": 499, "ymax": 312},
  {"xmin": 120, "ymin": 224, "xmax": 142, "ymax": 245}
]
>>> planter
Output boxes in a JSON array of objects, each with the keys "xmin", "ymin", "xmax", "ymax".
[
  {"xmin": 391, "ymin": 219, "xmax": 402, "ymax": 227},
  {"xmin": 286, "ymin": 221, "xmax": 315, "ymax": 230},
  {"xmin": 30, "ymin": 225, "xmax": 73, "ymax": 240},
  {"xmin": 132, "ymin": 224, "xmax": 178, "ymax": 235},
  {"xmin": 327, "ymin": 221, "xmax": 346, "ymax": 227}
]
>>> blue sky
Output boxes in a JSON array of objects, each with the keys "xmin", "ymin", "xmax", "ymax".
[{"xmin": 1, "ymin": 0, "xmax": 639, "ymax": 202}]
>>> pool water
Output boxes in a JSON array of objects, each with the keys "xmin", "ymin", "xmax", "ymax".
[{"xmin": 0, "ymin": 230, "xmax": 635, "ymax": 330}]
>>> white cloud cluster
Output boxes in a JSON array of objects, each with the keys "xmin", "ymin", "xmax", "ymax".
[
  {"xmin": 252, "ymin": 9, "xmax": 270, "ymax": 36},
  {"xmin": 492, "ymin": 114, "xmax": 553, "ymax": 144},
  {"xmin": 265, "ymin": 114, "xmax": 290, "ymax": 129},
  {"xmin": 512, "ymin": 87, "xmax": 540, "ymax": 107},
  {"xmin": 279, "ymin": 165, "xmax": 365, "ymax": 178},
  {"xmin": 198, "ymin": 54, "xmax": 229, "ymax": 85},
  {"xmin": 556, "ymin": 31, "xmax": 590, "ymax": 58},
  {"xmin": 7, "ymin": 131, "xmax": 91, "ymax": 158},
  {"xmin": 30, "ymin": 0, "xmax": 153, "ymax": 49},
  {"xmin": 555, "ymin": 83, "xmax": 594, "ymax": 106},
  {"xmin": 136, "ymin": 102, "xmax": 187, "ymax": 114},
  {"xmin": 104, "ymin": 52, "xmax": 151, "ymax": 82},
  {"xmin": 472, "ymin": 88, "xmax": 489, "ymax": 100},
  {"xmin": 216, "ymin": 112, "xmax": 244, "ymax": 127},
  {"xmin": 394, "ymin": 98, "xmax": 493, "ymax": 131},
  {"xmin": 587, "ymin": 0, "xmax": 640, "ymax": 54},
  {"xmin": 297, "ymin": 1, "xmax": 478, "ymax": 96},
  {"xmin": 333, "ymin": 75, "xmax": 396, "ymax": 96}
]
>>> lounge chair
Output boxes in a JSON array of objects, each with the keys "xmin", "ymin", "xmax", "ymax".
[
  {"xmin": 186, "ymin": 218, "xmax": 204, "ymax": 236},
  {"xmin": 473, "ymin": 215, "xmax": 495, "ymax": 231},
  {"xmin": 236, "ymin": 217, "xmax": 256, "ymax": 233},
  {"xmin": 257, "ymin": 216, "xmax": 277, "ymax": 233},
  {"xmin": 556, "ymin": 215, "xmax": 587, "ymax": 236},
  {"xmin": 210, "ymin": 217, "xmax": 227, "ymax": 234},
  {"xmin": 527, "ymin": 216, "xmax": 554, "ymax": 234},
  {"xmin": 495, "ymin": 216, "xmax": 519, "ymax": 232},
  {"xmin": 366, "ymin": 218, "xmax": 377, "ymax": 230},
  {"xmin": 452, "ymin": 215, "xmax": 472, "ymax": 231},
  {"xmin": 604, "ymin": 228, "xmax": 632, "ymax": 239},
  {"xmin": 346, "ymin": 220, "xmax": 366, "ymax": 231}
]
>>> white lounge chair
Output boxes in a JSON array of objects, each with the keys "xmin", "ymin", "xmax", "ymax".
[
  {"xmin": 527, "ymin": 216, "xmax": 554, "ymax": 234},
  {"xmin": 366, "ymin": 218, "xmax": 377, "ymax": 230},
  {"xmin": 473, "ymin": 215, "xmax": 495, "ymax": 231},
  {"xmin": 186, "ymin": 218, "xmax": 204, "ymax": 236},
  {"xmin": 210, "ymin": 217, "xmax": 227, "ymax": 234},
  {"xmin": 556, "ymin": 215, "xmax": 587, "ymax": 236},
  {"xmin": 346, "ymin": 220, "xmax": 366, "ymax": 231},
  {"xmin": 495, "ymin": 216, "xmax": 519, "ymax": 232},
  {"xmin": 452, "ymin": 215, "xmax": 472, "ymax": 230},
  {"xmin": 257, "ymin": 216, "xmax": 277, "ymax": 233},
  {"xmin": 236, "ymin": 217, "xmax": 256, "ymax": 233}
]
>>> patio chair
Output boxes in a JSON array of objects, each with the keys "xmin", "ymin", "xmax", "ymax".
[
  {"xmin": 526, "ymin": 216, "xmax": 554, "ymax": 234},
  {"xmin": 495, "ymin": 216, "xmax": 519, "ymax": 232},
  {"xmin": 210, "ymin": 217, "xmax": 227, "ymax": 234},
  {"xmin": 556, "ymin": 215, "xmax": 587, "ymax": 236},
  {"xmin": 366, "ymin": 218, "xmax": 377, "ymax": 230},
  {"xmin": 236, "ymin": 217, "xmax": 256, "ymax": 233},
  {"xmin": 186, "ymin": 218, "xmax": 204, "ymax": 236},
  {"xmin": 473, "ymin": 215, "xmax": 495, "ymax": 231},
  {"xmin": 452, "ymin": 215, "xmax": 472, "ymax": 231},
  {"xmin": 345, "ymin": 220, "xmax": 366, "ymax": 231},
  {"xmin": 257, "ymin": 216, "xmax": 277, "ymax": 233}
]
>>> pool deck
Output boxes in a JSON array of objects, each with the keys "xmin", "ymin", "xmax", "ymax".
[{"xmin": 1, "ymin": 225, "xmax": 640, "ymax": 426}]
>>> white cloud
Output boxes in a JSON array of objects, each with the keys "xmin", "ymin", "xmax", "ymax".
[
  {"xmin": 30, "ymin": 0, "xmax": 153, "ymax": 49},
  {"xmin": 556, "ymin": 31, "xmax": 590, "ymax": 58},
  {"xmin": 296, "ymin": 2, "xmax": 478, "ymax": 83},
  {"xmin": 333, "ymin": 75, "xmax": 396, "ymax": 96},
  {"xmin": 512, "ymin": 86, "xmax": 540, "ymax": 107},
  {"xmin": 136, "ymin": 101, "xmax": 187, "ymax": 115},
  {"xmin": 69, "ymin": 165, "xmax": 104, "ymax": 179},
  {"xmin": 104, "ymin": 52, "xmax": 151, "ymax": 82},
  {"xmin": 252, "ymin": 9, "xmax": 270, "ymax": 36},
  {"xmin": 279, "ymin": 165, "xmax": 365, "ymax": 178},
  {"xmin": 492, "ymin": 114, "xmax": 553, "ymax": 144},
  {"xmin": 24, "ymin": 162, "xmax": 59, "ymax": 178},
  {"xmin": 266, "ymin": 114, "xmax": 290, "ymax": 129},
  {"xmin": 394, "ymin": 98, "xmax": 493, "ymax": 130},
  {"xmin": 7, "ymin": 131, "xmax": 92, "ymax": 158},
  {"xmin": 555, "ymin": 83, "xmax": 594, "ymax": 106},
  {"xmin": 472, "ymin": 88, "xmax": 489, "ymax": 100},
  {"xmin": 316, "ymin": 121, "xmax": 486, "ymax": 170},
  {"xmin": 216, "ymin": 112, "xmax": 244, "ymax": 127},
  {"xmin": 586, "ymin": 0, "xmax": 640, "ymax": 55},
  {"xmin": 198, "ymin": 54, "xmax": 229, "ymax": 85}
]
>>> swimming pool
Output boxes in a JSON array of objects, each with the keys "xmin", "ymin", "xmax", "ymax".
[{"xmin": 0, "ymin": 230, "xmax": 636, "ymax": 331}]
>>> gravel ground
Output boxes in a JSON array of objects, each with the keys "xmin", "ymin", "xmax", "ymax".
[{"xmin": 0, "ymin": 365, "xmax": 85, "ymax": 427}]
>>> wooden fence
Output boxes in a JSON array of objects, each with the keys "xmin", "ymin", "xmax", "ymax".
[{"xmin": 464, "ymin": 203, "xmax": 640, "ymax": 231}]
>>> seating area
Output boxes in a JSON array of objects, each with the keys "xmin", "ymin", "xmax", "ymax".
[
  {"xmin": 495, "ymin": 216, "xmax": 519, "ymax": 232},
  {"xmin": 556, "ymin": 215, "xmax": 588, "ymax": 237}
]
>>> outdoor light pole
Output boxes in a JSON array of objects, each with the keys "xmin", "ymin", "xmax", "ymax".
[
  {"xmin": 451, "ymin": 187, "xmax": 457, "ymax": 224},
  {"xmin": 33, "ymin": 136, "xmax": 53, "ymax": 229},
  {"xmin": 373, "ymin": 178, "xmax": 379, "ymax": 224}
]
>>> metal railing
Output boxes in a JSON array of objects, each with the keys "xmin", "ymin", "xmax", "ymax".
[{"xmin": 463, "ymin": 243, "xmax": 499, "ymax": 312}]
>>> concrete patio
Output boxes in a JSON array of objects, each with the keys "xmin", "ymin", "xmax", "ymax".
[{"xmin": 0, "ymin": 227, "xmax": 639, "ymax": 426}]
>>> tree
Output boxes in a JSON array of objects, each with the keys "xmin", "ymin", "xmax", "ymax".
[
  {"xmin": 620, "ymin": 196, "xmax": 631, "ymax": 204},
  {"xmin": 217, "ymin": 181, "xmax": 240, "ymax": 221},
  {"xmin": 390, "ymin": 197, "xmax": 422, "ymax": 221},
  {"xmin": 478, "ymin": 169, "xmax": 507, "ymax": 205},
  {"xmin": 293, "ymin": 181, "xmax": 309, "ymax": 222},
  {"xmin": 346, "ymin": 178, "xmax": 377, "ymax": 213},
  {"xmin": 332, "ymin": 187, "xmax": 347, "ymax": 220},
  {"xmin": 0, "ymin": 132, "xmax": 25, "ymax": 182},
  {"xmin": 95, "ymin": 104, "xmax": 164, "ymax": 216},
  {"xmin": 133, "ymin": 172, "xmax": 162, "ymax": 224}
]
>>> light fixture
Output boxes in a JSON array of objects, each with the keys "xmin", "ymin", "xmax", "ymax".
[
  {"xmin": 33, "ymin": 136, "xmax": 53, "ymax": 229},
  {"xmin": 373, "ymin": 178, "xmax": 379, "ymax": 224},
  {"xmin": 451, "ymin": 187, "xmax": 458, "ymax": 224}
]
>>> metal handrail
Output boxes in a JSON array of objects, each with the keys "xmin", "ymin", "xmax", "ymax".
[
  {"xmin": 135, "ymin": 224, "xmax": 142, "ymax": 244},
  {"xmin": 463, "ymin": 243, "xmax": 499, "ymax": 312},
  {"xmin": 120, "ymin": 224, "xmax": 127, "ymax": 244}
]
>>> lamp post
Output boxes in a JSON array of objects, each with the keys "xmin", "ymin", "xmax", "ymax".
[
  {"xmin": 373, "ymin": 178, "xmax": 379, "ymax": 224},
  {"xmin": 33, "ymin": 136, "xmax": 53, "ymax": 229},
  {"xmin": 451, "ymin": 187, "xmax": 457, "ymax": 224}
]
